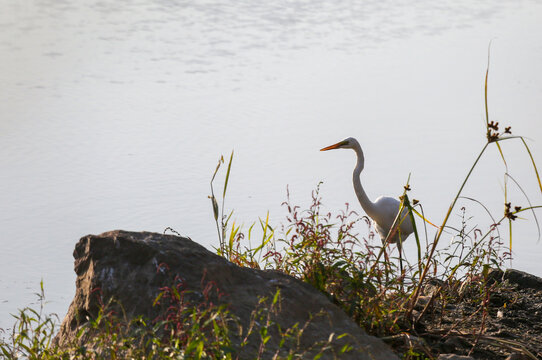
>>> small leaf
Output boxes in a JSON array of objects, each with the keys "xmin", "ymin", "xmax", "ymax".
[
  {"xmin": 196, "ymin": 340, "xmax": 204, "ymax": 358},
  {"xmin": 272, "ymin": 289, "xmax": 281, "ymax": 305},
  {"xmin": 153, "ymin": 292, "xmax": 164, "ymax": 306},
  {"xmin": 340, "ymin": 343, "xmax": 353, "ymax": 353}
]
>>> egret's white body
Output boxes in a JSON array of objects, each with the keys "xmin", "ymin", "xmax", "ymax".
[{"xmin": 321, "ymin": 137, "xmax": 414, "ymax": 256}]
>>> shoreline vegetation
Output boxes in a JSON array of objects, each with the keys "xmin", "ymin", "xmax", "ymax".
[{"xmin": 2, "ymin": 67, "xmax": 542, "ymax": 359}]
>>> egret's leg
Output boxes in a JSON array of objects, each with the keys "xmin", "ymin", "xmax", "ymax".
[{"xmin": 397, "ymin": 241, "xmax": 404, "ymax": 275}]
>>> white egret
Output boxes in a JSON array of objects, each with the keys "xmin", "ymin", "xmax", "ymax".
[{"xmin": 320, "ymin": 137, "xmax": 414, "ymax": 271}]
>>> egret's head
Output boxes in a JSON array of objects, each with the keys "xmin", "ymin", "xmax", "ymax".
[{"xmin": 320, "ymin": 137, "xmax": 357, "ymax": 151}]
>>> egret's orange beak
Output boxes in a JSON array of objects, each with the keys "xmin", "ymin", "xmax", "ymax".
[{"xmin": 320, "ymin": 140, "xmax": 347, "ymax": 151}]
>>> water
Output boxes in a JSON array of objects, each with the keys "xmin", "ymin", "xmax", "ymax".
[{"xmin": 1, "ymin": 0, "xmax": 542, "ymax": 330}]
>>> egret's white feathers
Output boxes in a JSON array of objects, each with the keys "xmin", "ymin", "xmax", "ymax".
[{"xmin": 321, "ymin": 137, "xmax": 414, "ymax": 248}]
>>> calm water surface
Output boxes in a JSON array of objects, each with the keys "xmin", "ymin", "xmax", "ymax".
[{"xmin": 1, "ymin": 0, "xmax": 542, "ymax": 330}]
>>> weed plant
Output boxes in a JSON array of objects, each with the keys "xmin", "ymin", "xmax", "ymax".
[
  {"xmin": 207, "ymin": 59, "xmax": 542, "ymax": 358},
  {"xmin": 1, "ymin": 275, "xmax": 351, "ymax": 359},
  {"xmin": 0, "ymin": 281, "xmax": 59, "ymax": 359}
]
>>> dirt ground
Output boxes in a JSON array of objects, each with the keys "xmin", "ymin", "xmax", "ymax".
[{"xmin": 388, "ymin": 269, "xmax": 542, "ymax": 359}]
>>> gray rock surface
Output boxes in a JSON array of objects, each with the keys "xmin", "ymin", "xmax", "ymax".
[
  {"xmin": 502, "ymin": 268, "xmax": 542, "ymax": 290},
  {"xmin": 55, "ymin": 230, "xmax": 399, "ymax": 359}
]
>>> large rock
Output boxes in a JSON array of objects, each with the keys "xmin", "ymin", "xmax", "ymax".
[{"xmin": 55, "ymin": 230, "xmax": 398, "ymax": 359}]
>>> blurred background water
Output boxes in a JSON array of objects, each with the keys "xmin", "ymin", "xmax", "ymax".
[{"xmin": 1, "ymin": 0, "xmax": 542, "ymax": 330}]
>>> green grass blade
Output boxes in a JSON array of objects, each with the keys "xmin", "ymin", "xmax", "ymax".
[
  {"xmin": 1, "ymin": 347, "xmax": 11, "ymax": 357},
  {"xmin": 411, "ymin": 208, "xmax": 439, "ymax": 229},
  {"xmin": 272, "ymin": 289, "xmax": 280, "ymax": 305},
  {"xmin": 495, "ymin": 141, "xmax": 508, "ymax": 169},
  {"xmin": 484, "ymin": 44, "xmax": 491, "ymax": 131},
  {"xmin": 223, "ymin": 151, "xmax": 234, "ymax": 198},
  {"xmin": 251, "ymin": 230, "xmax": 273, "ymax": 257},
  {"xmin": 153, "ymin": 292, "xmax": 164, "ymax": 307},
  {"xmin": 520, "ymin": 137, "xmax": 542, "ymax": 194},
  {"xmin": 404, "ymin": 194, "xmax": 422, "ymax": 275},
  {"xmin": 263, "ymin": 212, "xmax": 269, "ymax": 240},
  {"xmin": 228, "ymin": 222, "xmax": 238, "ymax": 252}
]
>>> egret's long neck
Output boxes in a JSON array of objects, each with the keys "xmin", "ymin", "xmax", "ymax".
[{"xmin": 352, "ymin": 143, "xmax": 378, "ymax": 219}]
